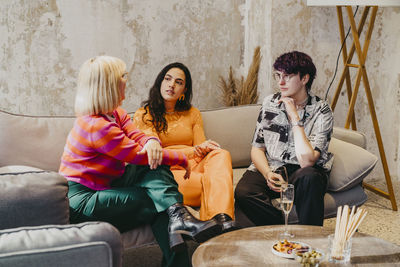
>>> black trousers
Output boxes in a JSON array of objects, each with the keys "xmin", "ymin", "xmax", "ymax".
[{"xmin": 234, "ymin": 164, "xmax": 328, "ymax": 226}]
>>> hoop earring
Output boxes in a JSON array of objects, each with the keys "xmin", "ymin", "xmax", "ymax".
[{"xmin": 179, "ymin": 94, "xmax": 185, "ymax": 101}]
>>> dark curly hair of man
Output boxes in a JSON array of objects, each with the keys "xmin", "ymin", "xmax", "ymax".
[{"xmin": 273, "ymin": 51, "xmax": 316, "ymax": 91}]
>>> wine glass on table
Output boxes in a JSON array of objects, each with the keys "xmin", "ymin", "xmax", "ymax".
[{"xmin": 280, "ymin": 183, "xmax": 294, "ymax": 238}]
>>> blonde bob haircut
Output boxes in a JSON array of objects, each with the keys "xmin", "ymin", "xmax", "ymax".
[{"xmin": 74, "ymin": 56, "xmax": 126, "ymax": 116}]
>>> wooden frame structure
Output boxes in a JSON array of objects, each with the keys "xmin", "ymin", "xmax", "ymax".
[{"xmin": 330, "ymin": 5, "xmax": 397, "ymax": 211}]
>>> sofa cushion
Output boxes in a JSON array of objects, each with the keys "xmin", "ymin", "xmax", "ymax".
[
  {"xmin": 120, "ymin": 224, "xmax": 157, "ymax": 250},
  {"xmin": 0, "ymin": 222, "xmax": 122, "ymax": 267},
  {"xmin": 0, "ymin": 110, "xmax": 75, "ymax": 172},
  {"xmin": 0, "ymin": 165, "xmax": 43, "ymax": 173},
  {"xmin": 0, "ymin": 242, "xmax": 112, "ymax": 267},
  {"xmin": 201, "ymin": 104, "xmax": 260, "ymax": 168},
  {"xmin": 328, "ymin": 137, "xmax": 378, "ymax": 192},
  {"xmin": 0, "ymin": 166, "xmax": 69, "ymax": 229},
  {"xmin": 287, "ymin": 184, "xmax": 368, "ymax": 223}
]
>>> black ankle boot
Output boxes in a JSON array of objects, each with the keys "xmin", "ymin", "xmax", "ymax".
[
  {"xmin": 167, "ymin": 203, "xmax": 222, "ymax": 252},
  {"xmin": 213, "ymin": 213, "xmax": 239, "ymax": 233}
]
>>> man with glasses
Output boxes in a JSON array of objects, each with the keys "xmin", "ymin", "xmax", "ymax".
[{"xmin": 235, "ymin": 51, "xmax": 334, "ymax": 226}]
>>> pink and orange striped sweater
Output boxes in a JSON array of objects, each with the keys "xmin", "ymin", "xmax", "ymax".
[{"xmin": 59, "ymin": 107, "xmax": 188, "ymax": 190}]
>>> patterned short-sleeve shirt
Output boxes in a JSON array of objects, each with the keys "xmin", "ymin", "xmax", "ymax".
[{"xmin": 248, "ymin": 92, "xmax": 334, "ymax": 172}]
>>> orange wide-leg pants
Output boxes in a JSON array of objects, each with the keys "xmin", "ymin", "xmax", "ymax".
[{"xmin": 171, "ymin": 149, "xmax": 234, "ymax": 221}]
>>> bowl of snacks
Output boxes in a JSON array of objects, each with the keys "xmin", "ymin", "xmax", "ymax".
[{"xmin": 294, "ymin": 249, "xmax": 324, "ymax": 266}]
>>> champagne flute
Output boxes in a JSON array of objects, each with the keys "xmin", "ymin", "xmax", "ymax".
[
  {"xmin": 274, "ymin": 166, "xmax": 289, "ymax": 189},
  {"xmin": 280, "ymin": 183, "xmax": 294, "ymax": 238}
]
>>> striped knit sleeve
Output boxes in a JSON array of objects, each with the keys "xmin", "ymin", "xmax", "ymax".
[
  {"xmin": 78, "ymin": 115, "xmax": 146, "ymax": 164},
  {"xmin": 80, "ymin": 115, "xmax": 188, "ymax": 168},
  {"xmin": 161, "ymin": 149, "xmax": 188, "ymax": 168},
  {"xmin": 115, "ymin": 107, "xmax": 158, "ymax": 147}
]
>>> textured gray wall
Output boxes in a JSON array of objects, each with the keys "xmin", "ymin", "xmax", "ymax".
[
  {"xmin": 1, "ymin": 0, "xmax": 399, "ymax": 181},
  {"xmin": 298, "ymin": 3, "xmax": 400, "ymax": 183},
  {"xmin": 0, "ymin": 0, "xmax": 245, "ymax": 114}
]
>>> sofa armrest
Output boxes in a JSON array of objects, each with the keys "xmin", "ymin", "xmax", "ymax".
[
  {"xmin": 0, "ymin": 166, "xmax": 69, "ymax": 229},
  {"xmin": 0, "ymin": 222, "xmax": 123, "ymax": 267}
]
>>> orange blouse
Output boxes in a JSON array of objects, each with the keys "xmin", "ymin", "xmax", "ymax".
[{"xmin": 133, "ymin": 107, "xmax": 206, "ymax": 160}]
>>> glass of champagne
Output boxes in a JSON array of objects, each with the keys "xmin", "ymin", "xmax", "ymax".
[
  {"xmin": 280, "ymin": 183, "xmax": 294, "ymax": 238},
  {"xmin": 274, "ymin": 166, "xmax": 289, "ymax": 189}
]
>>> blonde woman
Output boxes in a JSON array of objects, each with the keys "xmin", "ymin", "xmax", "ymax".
[
  {"xmin": 134, "ymin": 62, "xmax": 236, "ymax": 232},
  {"xmin": 59, "ymin": 56, "xmax": 221, "ymax": 267}
]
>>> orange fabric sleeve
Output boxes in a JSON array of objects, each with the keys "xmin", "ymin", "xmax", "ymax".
[
  {"xmin": 133, "ymin": 107, "xmax": 206, "ymax": 160},
  {"xmin": 132, "ymin": 108, "xmax": 160, "ymax": 139},
  {"xmin": 192, "ymin": 108, "xmax": 207, "ymax": 146}
]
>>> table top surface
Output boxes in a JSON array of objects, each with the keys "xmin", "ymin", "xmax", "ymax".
[{"xmin": 192, "ymin": 225, "xmax": 400, "ymax": 266}]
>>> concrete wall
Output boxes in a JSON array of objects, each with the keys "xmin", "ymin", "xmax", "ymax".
[
  {"xmin": 0, "ymin": 0, "xmax": 245, "ymax": 114},
  {"xmin": 1, "ymin": 0, "xmax": 399, "ymax": 182},
  {"xmin": 298, "ymin": 3, "xmax": 400, "ymax": 184}
]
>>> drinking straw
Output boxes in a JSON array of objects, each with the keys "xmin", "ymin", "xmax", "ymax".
[
  {"xmin": 334, "ymin": 206, "xmax": 342, "ymax": 241},
  {"xmin": 345, "ymin": 206, "xmax": 356, "ymax": 240},
  {"xmin": 348, "ymin": 209, "xmax": 367, "ymax": 240},
  {"xmin": 338, "ymin": 205, "xmax": 349, "ymax": 256},
  {"xmin": 345, "ymin": 208, "xmax": 361, "ymax": 241}
]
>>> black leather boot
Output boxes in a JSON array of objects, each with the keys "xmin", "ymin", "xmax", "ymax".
[
  {"xmin": 213, "ymin": 213, "xmax": 239, "ymax": 233},
  {"xmin": 167, "ymin": 203, "xmax": 222, "ymax": 252}
]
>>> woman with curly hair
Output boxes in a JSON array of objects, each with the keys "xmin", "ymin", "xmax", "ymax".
[{"xmin": 133, "ymin": 62, "xmax": 236, "ymax": 232}]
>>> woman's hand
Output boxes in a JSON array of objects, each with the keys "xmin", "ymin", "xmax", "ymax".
[
  {"xmin": 265, "ymin": 171, "xmax": 286, "ymax": 192},
  {"xmin": 183, "ymin": 161, "xmax": 191, "ymax": 180},
  {"xmin": 194, "ymin": 140, "xmax": 220, "ymax": 158},
  {"xmin": 137, "ymin": 139, "xmax": 163, "ymax": 169}
]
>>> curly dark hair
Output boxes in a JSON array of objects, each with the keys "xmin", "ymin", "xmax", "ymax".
[
  {"xmin": 273, "ymin": 51, "xmax": 316, "ymax": 91},
  {"xmin": 141, "ymin": 62, "xmax": 192, "ymax": 133}
]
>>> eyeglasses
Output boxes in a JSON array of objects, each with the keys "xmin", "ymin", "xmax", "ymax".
[
  {"xmin": 273, "ymin": 72, "xmax": 296, "ymax": 83},
  {"xmin": 122, "ymin": 72, "xmax": 128, "ymax": 79}
]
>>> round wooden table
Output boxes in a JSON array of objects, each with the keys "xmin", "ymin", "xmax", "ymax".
[{"xmin": 192, "ymin": 225, "xmax": 400, "ymax": 266}]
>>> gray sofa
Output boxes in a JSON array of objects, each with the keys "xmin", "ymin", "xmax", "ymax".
[
  {"xmin": 0, "ymin": 104, "xmax": 378, "ymax": 266},
  {"xmin": 0, "ymin": 221, "xmax": 122, "ymax": 267}
]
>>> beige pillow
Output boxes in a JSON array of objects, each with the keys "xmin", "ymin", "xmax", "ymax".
[{"xmin": 328, "ymin": 137, "xmax": 378, "ymax": 192}]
